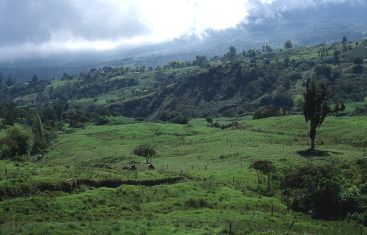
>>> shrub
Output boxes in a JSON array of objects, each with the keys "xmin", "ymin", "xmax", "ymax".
[
  {"xmin": 285, "ymin": 40, "xmax": 293, "ymax": 49},
  {"xmin": 185, "ymin": 198, "xmax": 211, "ymax": 208},
  {"xmin": 280, "ymin": 164, "xmax": 361, "ymax": 219},
  {"xmin": 1, "ymin": 124, "xmax": 34, "ymax": 159},
  {"xmin": 133, "ymin": 144, "xmax": 156, "ymax": 164},
  {"xmin": 95, "ymin": 118, "xmax": 109, "ymax": 125},
  {"xmin": 206, "ymin": 117, "xmax": 214, "ymax": 125},
  {"xmin": 158, "ymin": 112, "xmax": 190, "ymax": 124},
  {"xmin": 293, "ymin": 95, "xmax": 304, "ymax": 112},
  {"xmin": 253, "ymin": 106, "xmax": 287, "ymax": 120}
]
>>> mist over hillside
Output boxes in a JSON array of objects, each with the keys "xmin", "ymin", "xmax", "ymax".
[{"xmin": 1, "ymin": 2, "xmax": 367, "ymax": 81}]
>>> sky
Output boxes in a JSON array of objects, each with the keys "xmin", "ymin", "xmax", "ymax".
[{"xmin": 0, "ymin": 0, "xmax": 365, "ymax": 61}]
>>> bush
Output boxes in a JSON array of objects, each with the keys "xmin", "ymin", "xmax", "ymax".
[
  {"xmin": 95, "ymin": 118, "xmax": 109, "ymax": 125},
  {"xmin": 293, "ymin": 95, "xmax": 304, "ymax": 112},
  {"xmin": 185, "ymin": 198, "xmax": 211, "ymax": 208},
  {"xmin": 281, "ymin": 164, "xmax": 361, "ymax": 219},
  {"xmin": 1, "ymin": 124, "xmax": 34, "ymax": 159},
  {"xmin": 253, "ymin": 106, "xmax": 287, "ymax": 120},
  {"xmin": 158, "ymin": 112, "xmax": 190, "ymax": 124}
]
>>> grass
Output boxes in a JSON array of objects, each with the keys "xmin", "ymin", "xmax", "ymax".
[{"xmin": 1, "ymin": 115, "xmax": 367, "ymax": 234}]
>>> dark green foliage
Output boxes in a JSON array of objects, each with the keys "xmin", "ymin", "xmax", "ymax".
[
  {"xmin": 250, "ymin": 160, "xmax": 276, "ymax": 191},
  {"xmin": 253, "ymin": 107, "xmax": 287, "ymax": 120},
  {"xmin": 285, "ymin": 40, "xmax": 293, "ymax": 49},
  {"xmin": 159, "ymin": 112, "xmax": 189, "ymax": 125},
  {"xmin": 31, "ymin": 114, "xmax": 48, "ymax": 155},
  {"xmin": 1, "ymin": 124, "xmax": 34, "ymax": 159},
  {"xmin": 133, "ymin": 144, "xmax": 156, "ymax": 164},
  {"xmin": 185, "ymin": 198, "xmax": 211, "ymax": 208},
  {"xmin": 206, "ymin": 117, "xmax": 214, "ymax": 125},
  {"xmin": 303, "ymin": 79, "xmax": 344, "ymax": 150},
  {"xmin": 342, "ymin": 36, "xmax": 348, "ymax": 52},
  {"xmin": 227, "ymin": 46, "xmax": 238, "ymax": 62},
  {"xmin": 315, "ymin": 65, "xmax": 332, "ymax": 80},
  {"xmin": 95, "ymin": 117, "xmax": 109, "ymax": 125},
  {"xmin": 272, "ymin": 94, "xmax": 293, "ymax": 109},
  {"xmin": 193, "ymin": 55, "xmax": 209, "ymax": 68},
  {"xmin": 281, "ymin": 164, "xmax": 361, "ymax": 219},
  {"xmin": 1, "ymin": 39, "xmax": 366, "ymax": 121},
  {"xmin": 64, "ymin": 111, "xmax": 88, "ymax": 128}
]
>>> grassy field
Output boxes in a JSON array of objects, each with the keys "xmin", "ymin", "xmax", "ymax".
[{"xmin": 1, "ymin": 115, "xmax": 367, "ymax": 234}]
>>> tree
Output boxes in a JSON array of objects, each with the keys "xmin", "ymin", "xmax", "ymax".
[
  {"xmin": 133, "ymin": 144, "xmax": 156, "ymax": 164},
  {"xmin": 303, "ymin": 79, "xmax": 344, "ymax": 151},
  {"xmin": 285, "ymin": 40, "xmax": 293, "ymax": 49},
  {"xmin": 1, "ymin": 124, "xmax": 34, "ymax": 159},
  {"xmin": 228, "ymin": 46, "xmax": 237, "ymax": 61},
  {"xmin": 342, "ymin": 36, "xmax": 348, "ymax": 45},
  {"xmin": 193, "ymin": 55, "xmax": 209, "ymax": 68},
  {"xmin": 65, "ymin": 111, "xmax": 88, "ymax": 128},
  {"xmin": 31, "ymin": 114, "xmax": 48, "ymax": 155},
  {"xmin": 250, "ymin": 160, "xmax": 276, "ymax": 191},
  {"xmin": 32, "ymin": 74, "xmax": 39, "ymax": 83},
  {"xmin": 342, "ymin": 36, "xmax": 348, "ymax": 52}
]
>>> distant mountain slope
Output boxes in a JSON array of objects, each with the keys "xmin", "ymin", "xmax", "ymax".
[
  {"xmin": 1, "ymin": 3, "xmax": 367, "ymax": 81},
  {"xmin": 3, "ymin": 39, "xmax": 366, "ymax": 119}
]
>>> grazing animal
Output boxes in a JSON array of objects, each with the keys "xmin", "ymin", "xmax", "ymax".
[{"xmin": 148, "ymin": 163, "xmax": 155, "ymax": 170}]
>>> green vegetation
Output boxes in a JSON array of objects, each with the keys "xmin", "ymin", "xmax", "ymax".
[
  {"xmin": 1, "ymin": 38, "xmax": 366, "ymax": 119},
  {"xmin": 133, "ymin": 144, "xmax": 156, "ymax": 164},
  {"xmin": 0, "ymin": 116, "xmax": 367, "ymax": 234},
  {"xmin": 1, "ymin": 124, "xmax": 34, "ymax": 159},
  {"xmin": 0, "ymin": 38, "xmax": 367, "ymax": 234},
  {"xmin": 303, "ymin": 79, "xmax": 345, "ymax": 150}
]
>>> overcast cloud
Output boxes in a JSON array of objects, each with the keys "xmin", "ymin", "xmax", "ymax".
[{"xmin": 0, "ymin": 0, "xmax": 364, "ymax": 61}]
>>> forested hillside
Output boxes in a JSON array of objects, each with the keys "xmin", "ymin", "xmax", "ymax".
[{"xmin": 1, "ymin": 38, "xmax": 367, "ymax": 125}]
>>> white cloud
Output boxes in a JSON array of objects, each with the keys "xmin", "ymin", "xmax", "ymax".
[{"xmin": 0, "ymin": 0, "xmax": 364, "ymax": 61}]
